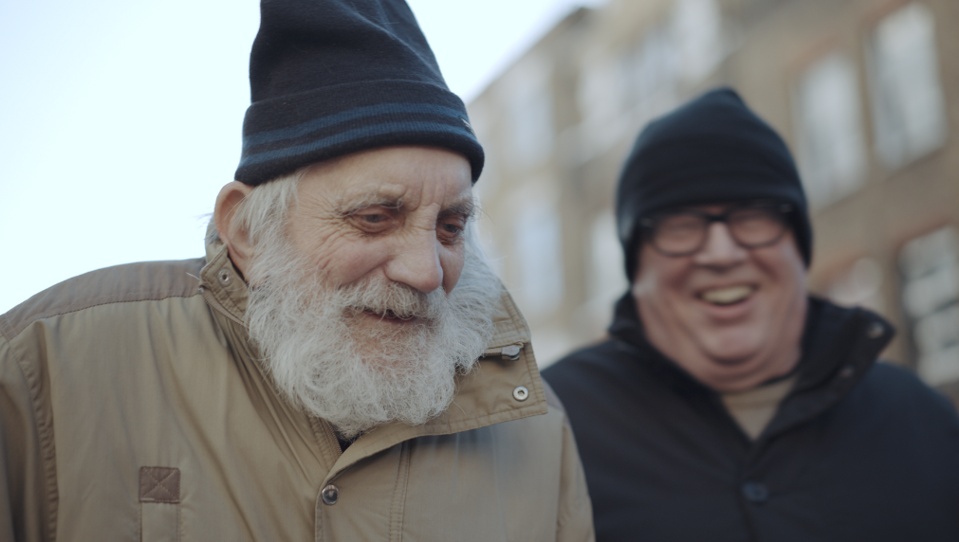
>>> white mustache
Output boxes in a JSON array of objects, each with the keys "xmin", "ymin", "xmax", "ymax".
[
  {"xmin": 245, "ymin": 230, "xmax": 499, "ymax": 439},
  {"xmin": 341, "ymin": 278, "xmax": 445, "ymax": 321}
]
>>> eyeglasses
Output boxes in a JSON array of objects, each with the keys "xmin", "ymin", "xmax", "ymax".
[{"xmin": 640, "ymin": 202, "xmax": 793, "ymax": 257}]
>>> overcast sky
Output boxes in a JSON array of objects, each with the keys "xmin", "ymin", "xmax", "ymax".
[{"xmin": 0, "ymin": 0, "xmax": 602, "ymax": 313}]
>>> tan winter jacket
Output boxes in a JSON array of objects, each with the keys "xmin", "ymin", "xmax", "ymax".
[{"xmin": 0, "ymin": 239, "xmax": 593, "ymax": 541}]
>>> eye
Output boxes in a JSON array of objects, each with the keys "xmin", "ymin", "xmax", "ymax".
[
  {"xmin": 437, "ymin": 218, "xmax": 467, "ymax": 244},
  {"xmin": 349, "ymin": 207, "xmax": 397, "ymax": 233}
]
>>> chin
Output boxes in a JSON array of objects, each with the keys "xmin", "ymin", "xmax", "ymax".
[{"xmin": 697, "ymin": 331, "xmax": 765, "ymax": 366}]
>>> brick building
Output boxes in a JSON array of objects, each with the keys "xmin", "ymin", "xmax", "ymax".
[{"xmin": 468, "ymin": 0, "xmax": 959, "ymax": 399}]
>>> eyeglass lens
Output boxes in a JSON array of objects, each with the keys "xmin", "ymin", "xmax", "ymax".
[{"xmin": 652, "ymin": 206, "xmax": 788, "ymax": 256}]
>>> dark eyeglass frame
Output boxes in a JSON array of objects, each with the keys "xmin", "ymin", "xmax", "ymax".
[{"xmin": 639, "ymin": 202, "xmax": 794, "ymax": 257}]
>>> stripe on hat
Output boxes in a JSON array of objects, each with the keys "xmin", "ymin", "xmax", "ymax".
[
  {"xmin": 238, "ymin": 120, "xmax": 475, "ymax": 168},
  {"xmin": 243, "ymin": 103, "xmax": 470, "ymax": 149}
]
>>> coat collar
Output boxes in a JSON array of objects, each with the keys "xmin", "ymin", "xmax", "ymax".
[
  {"xmin": 198, "ymin": 232, "xmax": 548, "ymax": 481},
  {"xmin": 607, "ymin": 290, "xmax": 896, "ymax": 439}
]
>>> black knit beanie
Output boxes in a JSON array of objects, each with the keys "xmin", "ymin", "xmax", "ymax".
[
  {"xmin": 235, "ymin": 0, "xmax": 484, "ymax": 185},
  {"xmin": 616, "ymin": 87, "xmax": 811, "ymax": 281}
]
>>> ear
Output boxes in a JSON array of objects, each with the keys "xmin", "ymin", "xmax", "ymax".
[{"xmin": 214, "ymin": 181, "xmax": 256, "ymax": 277}]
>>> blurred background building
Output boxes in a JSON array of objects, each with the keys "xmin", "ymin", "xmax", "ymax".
[{"xmin": 467, "ymin": 0, "xmax": 959, "ymax": 400}]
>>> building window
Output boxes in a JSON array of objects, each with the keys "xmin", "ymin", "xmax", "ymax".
[
  {"xmin": 503, "ymin": 57, "xmax": 554, "ymax": 169},
  {"xmin": 572, "ymin": 211, "xmax": 631, "ymax": 338},
  {"xmin": 866, "ymin": 2, "xmax": 948, "ymax": 170},
  {"xmin": 619, "ymin": 0, "xmax": 722, "ymax": 114},
  {"xmin": 671, "ymin": 0, "xmax": 723, "ymax": 83},
  {"xmin": 577, "ymin": 55, "xmax": 624, "ymax": 136},
  {"xmin": 828, "ymin": 256, "xmax": 885, "ymax": 314},
  {"xmin": 793, "ymin": 51, "xmax": 868, "ymax": 207},
  {"xmin": 899, "ymin": 226, "xmax": 959, "ymax": 385},
  {"xmin": 588, "ymin": 211, "xmax": 629, "ymax": 305},
  {"xmin": 515, "ymin": 200, "xmax": 565, "ymax": 316},
  {"xmin": 620, "ymin": 25, "xmax": 678, "ymax": 113}
]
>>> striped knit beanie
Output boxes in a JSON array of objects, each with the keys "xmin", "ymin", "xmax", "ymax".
[{"xmin": 235, "ymin": 0, "xmax": 484, "ymax": 185}]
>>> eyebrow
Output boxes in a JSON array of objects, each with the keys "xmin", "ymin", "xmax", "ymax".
[
  {"xmin": 334, "ymin": 190, "xmax": 475, "ymax": 221},
  {"xmin": 439, "ymin": 198, "xmax": 477, "ymax": 222},
  {"xmin": 334, "ymin": 191, "xmax": 404, "ymax": 217}
]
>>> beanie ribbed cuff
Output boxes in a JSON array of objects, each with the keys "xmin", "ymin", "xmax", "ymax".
[{"xmin": 237, "ymin": 80, "xmax": 483, "ymax": 185}]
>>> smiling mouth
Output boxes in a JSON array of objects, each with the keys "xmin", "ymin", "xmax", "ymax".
[{"xmin": 699, "ymin": 285, "xmax": 755, "ymax": 306}]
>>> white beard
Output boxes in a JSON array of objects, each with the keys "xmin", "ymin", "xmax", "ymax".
[{"xmin": 244, "ymin": 230, "xmax": 500, "ymax": 439}]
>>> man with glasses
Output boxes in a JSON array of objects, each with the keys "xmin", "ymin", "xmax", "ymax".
[{"xmin": 543, "ymin": 88, "xmax": 959, "ymax": 541}]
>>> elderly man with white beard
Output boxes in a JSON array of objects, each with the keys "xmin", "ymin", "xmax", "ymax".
[
  {"xmin": 230, "ymin": 147, "xmax": 508, "ymax": 440},
  {"xmin": 0, "ymin": 1, "xmax": 594, "ymax": 540}
]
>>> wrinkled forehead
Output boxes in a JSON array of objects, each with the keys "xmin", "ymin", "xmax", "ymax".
[{"xmin": 294, "ymin": 146, "xmax": 474, "ymax": 210}]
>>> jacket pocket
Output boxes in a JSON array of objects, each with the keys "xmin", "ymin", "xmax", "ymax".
[{"xmin": 140, "ymin": 467, "xmax": 180, "ymax": 542}]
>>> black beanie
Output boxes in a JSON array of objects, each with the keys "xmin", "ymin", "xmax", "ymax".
[
  {"xmin": 235, "ymin": 0, "xmax": 484, "ymax": 185},
  {"xmin": 616, "ymin": 87, "xmax": 812, "ymax": 281}
]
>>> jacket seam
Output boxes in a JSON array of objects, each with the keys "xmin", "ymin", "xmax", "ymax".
[
  {"xmin": 553, "ymin": 420, "xmax": 585, "ymax": 536},
  {"xmin": 0, "ymin": 333, "xmax": 58, "ymax": 541},
  {"xmin": 3, "ymin": 294, "xmax": 201, "ymax": 340},
  {"xmin": 389, "ymin": 440, "xmax": 412, "ymax": 542}
]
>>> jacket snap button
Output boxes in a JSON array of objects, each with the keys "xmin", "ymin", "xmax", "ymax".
[
  {"xmin": 501, "ymin": 345, "xmax": 522, "ymax": 360},
  {"xmin": 321, "ymin": 484, "xmax": 339, "ymax": 505},
  {"xmin": 512, "ymin": 386, "xmax": 529, "ymax": 402},
  {"xmin": 867, "ymin": 322, "xmax": 884, "ymax": 339},
  {"xmin": 217, "ymin": 269, "xmax": 231, "ymax": 286},
  {"xmin": 742, "ymin": 481, "xmax": 768, "ymax": 503},
  {"xmin": 839, "ymin": 365, "xmax": 855, "ymax": 378}
]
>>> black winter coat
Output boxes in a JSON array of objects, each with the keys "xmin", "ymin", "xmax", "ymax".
[{"xmin": 543, "ymin": 295, "xmax": 959, "ymax": 542}]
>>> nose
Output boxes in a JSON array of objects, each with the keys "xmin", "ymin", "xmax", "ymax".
[
  {"xmin": 693, "ymin": 222, "xmax": 749, "ymax": 268},
  {"xmin": 383, "ymin": 231, "xmax": 444, "ymax": 294}
]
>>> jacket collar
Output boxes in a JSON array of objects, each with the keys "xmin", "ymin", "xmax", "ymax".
[
  {"xmin": 607, "ymin": 290, "xmax": 895, "ymax": 438},
  {"xmin": 198, "ymin": 233, "xmax": 548, "ymax": 480}
]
